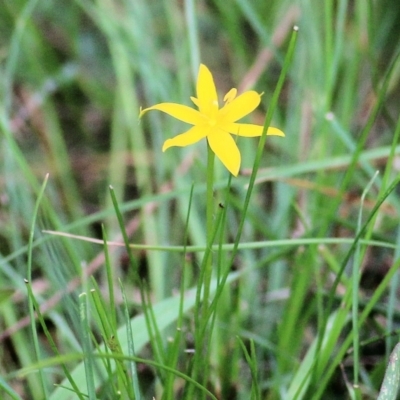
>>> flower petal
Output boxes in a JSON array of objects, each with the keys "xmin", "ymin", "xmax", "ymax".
[
  {"xmin": 265, "ymin": 126, "xmax": 285, "ymax": 137},
  {"xmin": 190, "ymin": 96, "xmax": 200, "ymax": 107},
  {"xmin": 224, "ymin": 88, "xmax": 237, "ymax": 104},
  {"xmin": 218, "ymin": 91, "xmax": 261, "ymax": 122},
  {"xmin": 226, "ymin": 123, "xmax": 285, "ymax": 137},
  {"xmin": 196, "ymin": 64, "xmax": 219, "ymax": 117},
  {"xmin": 162, "ymin": 125, "xmax": 209, "ymax": 151},
  {"xmin": 207, "ymin": 130, "xmax": 241, "ymax": 176},
  {"xmin": 140, "ymin": 103, "xmax": 205, "ymax": 125}
]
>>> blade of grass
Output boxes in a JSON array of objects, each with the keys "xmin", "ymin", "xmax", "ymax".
[
  {"xmin": 288, "ymin": 173, "xmax": 400, "ymax": 399},
  {"xmin": 102, "ymin": 225, "xmax": 117, "ymax": 331},
  {"xmin": 23, "ymin": 350, "xmax": 219, "ymax": 400},
  {"xmin": 26, "ymin": 173, "xmax": 49, "ymax": 399},
  {"xmin": 43, "ymin": 229, "xmax": 398, "ymax": 253},
  {"xmin": 377, "ymin": 342, "xmax": 400, "ymax": 400},
  {"xmin": 3, "ymin": 0, "xmax": 40, "ymax": 112},
  {"xmin": 207, "ymin": 25, "xmax": 298, "ymax": 324},
  {"xmin": 90, "ymin": 286, "xmax": 133, "ymax": 398},
  {"xmin": 184, "ymin": 0, "xmax": 200, "ymax": 79},
  {"xmin": 238, "ymin": 337, "xmax": 261, "ymax": 400},
  {"xmin": 24, "ymin": 279, "xmax": 84, "ymax": 400},
  {"xmin": 0, "ymin": 375, "xmax": 22, "ymax": 400},
  {"xmin": 79, "ymin": 292, "xmax": 96, "ymax": 400},
  {"xmin": 49, "ymin": 271, "xmax": 239, "ymax": 400},
  {"xmin": 163, "ymin": 183, "xmax": 195, "ymax": 400},
  {"xmin": 119, "ymin": 279, "xmax": 142, "ymax": 400},
  {"xmin": 313, "ymin": 255, "xmax": 400, "ymax": 399},
  {"xmin": 352, "ymin": 170, "xmax": 379, "ymax": 391}
]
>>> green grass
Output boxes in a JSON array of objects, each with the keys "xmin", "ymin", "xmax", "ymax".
[{"xmin": 1, "ymin": 0, "xmax": 400, "ymax": 399}]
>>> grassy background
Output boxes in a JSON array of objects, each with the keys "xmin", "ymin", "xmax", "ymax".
[{"xmin": 1, "ymin": 0, "xmax": 400, "ymax": 399}]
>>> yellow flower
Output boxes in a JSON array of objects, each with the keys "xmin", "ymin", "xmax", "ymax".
[{"xmin": 139, "ymin": 64, "xmax": 284, "ymax": 176}]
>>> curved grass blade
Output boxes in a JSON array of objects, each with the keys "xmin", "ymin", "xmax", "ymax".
[{"xmin": 377, "ymin": 342, "xmax": 400, "ymax": 400}]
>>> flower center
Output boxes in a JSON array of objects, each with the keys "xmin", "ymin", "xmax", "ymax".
[
  {"xmin": 206, "ymin": 100, "xmax": 219, "ymax": 126},
  {"xmin": 208, "ymin": 118, "xmax": 217, "ymax": 127}
]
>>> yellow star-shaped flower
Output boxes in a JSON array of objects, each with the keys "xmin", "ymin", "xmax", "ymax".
[{"xmin": 139, "ymin": 64, "xmax": 284, "ymax": 176}]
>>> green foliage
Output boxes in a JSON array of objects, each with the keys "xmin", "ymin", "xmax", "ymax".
[
  {"xmin": 378, "ymin": 343, "xmax": 400, "ymax": 400},
  {"xmin": 1, "ymin": 0, "xmax": 400, "ymax": 399}
]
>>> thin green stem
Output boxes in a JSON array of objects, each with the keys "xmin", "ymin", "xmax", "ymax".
[
  {"xmin": 79, "ymin": 292, "xmax": 96, "ymax": 400},
  {"xmin": 26, "ymin": 173, "xmax": 49, "ymax": 399},
  {"xmin": 206, "ymin": 144, "xmax": 215, "ymax": 239},
  {"xmin": 202, "ymin": 143, "xmax": 216, "ymax": 320},
  {"xmin": 164, "ymin": 184, "xmax": 195, "ymax": 400},
  {"xmin": 190, "ymin": 144, "xmax": 215, "ymax": 399},
  {"xmin": 352, "ymin": 171, "xmax": 379, "ymax": 388},
  {"xmin": 207, "ymin": 25, "xmax": 298, "ymax": 323},
  {"xmin": 193, "ymin": 146, "xmax": 215, "ymax": 334},
  {"xmin": 43, "ymin": 231, "xmax": 398, "ymax": 253}
]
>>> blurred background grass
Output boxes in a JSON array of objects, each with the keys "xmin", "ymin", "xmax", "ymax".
[{"xmin": 1, "ymin": 0, "xmax": 400, "ymax": 399}]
